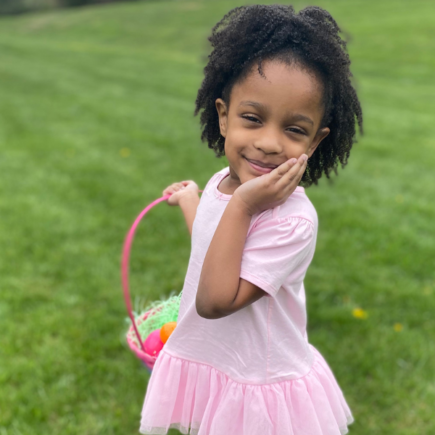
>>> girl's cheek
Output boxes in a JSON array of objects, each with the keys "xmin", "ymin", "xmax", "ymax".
[{"xmin": 232, "ymin": 127, "xmax": 254, "ymax": 144}]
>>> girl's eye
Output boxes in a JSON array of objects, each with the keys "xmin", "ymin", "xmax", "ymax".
[
  {"xmin": 242, "ymin": 115, "xmax": 260, "ymax": 123},
  {"xmin": 287, "ymin": 128, "xmax": 305, "ymax": 135}
]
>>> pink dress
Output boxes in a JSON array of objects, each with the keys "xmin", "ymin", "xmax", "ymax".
[{"xmin": 140, "ymin": 167, "xmax": 354, "ymax": 435}]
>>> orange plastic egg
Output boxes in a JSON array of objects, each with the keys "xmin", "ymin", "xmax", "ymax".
[{"xmin": 160, "ymin": 321, "xmax": 177, "ymax": 344}]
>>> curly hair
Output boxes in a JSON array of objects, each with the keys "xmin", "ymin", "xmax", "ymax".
[{"xmin": 194, "ymin": 4, "xmax": 363, "ymax": 186}]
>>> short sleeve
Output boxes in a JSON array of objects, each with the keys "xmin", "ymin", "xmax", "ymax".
[{"xmin": 240, "ymin": 216, "xmax": 316, "ymax": 297}]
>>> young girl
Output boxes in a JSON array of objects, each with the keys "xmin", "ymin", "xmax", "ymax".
[{"xmin": 140, "ymin": 4, "xmax": 362, "ymax": 435}]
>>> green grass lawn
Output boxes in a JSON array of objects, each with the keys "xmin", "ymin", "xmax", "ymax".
[{"xmin": 0, "ymin": 0, "xmax": 434, "ymax": 434}]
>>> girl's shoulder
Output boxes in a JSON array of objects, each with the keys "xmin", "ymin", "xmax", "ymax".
[
  {"xmin": 207, "ymin": 166, "xmax": 229, "ymax": 186},
  {"xmin": 248, "ymin": 187, "xmax": 318, "ymax": 240},
  {"xmin": 201, "ymin": 167, "xmax": 227, "ymax": 193},
  {"xmin": 272, "ymin": 186, "xmax": 318, "ymax": 227}
]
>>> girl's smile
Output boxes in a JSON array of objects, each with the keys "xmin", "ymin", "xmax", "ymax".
[
  {"xmin": 244, "ymin": 157, "xmax": 277, "ymax": 174},
  {"xmin": 215, "ymin": 59, "xmax": 330, "ymax": 195}
]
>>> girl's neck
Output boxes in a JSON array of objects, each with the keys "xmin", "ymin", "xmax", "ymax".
[{"xmin": 217, "ymin": 173, "xmax": 237, "ymax": 195}]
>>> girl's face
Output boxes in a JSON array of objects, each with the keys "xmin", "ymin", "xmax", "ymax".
[{"xmin": 215, "ymin": 59, "xmax": 330, "ymax": 194}]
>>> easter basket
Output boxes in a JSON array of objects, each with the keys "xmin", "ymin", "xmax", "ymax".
[
  {"xmin": 121, "ymin": 191, "xmax": 202, "ymax": 373},
  {"xmin": 125, "ymin": 293, "xmax": 181, "ymax": 373}
]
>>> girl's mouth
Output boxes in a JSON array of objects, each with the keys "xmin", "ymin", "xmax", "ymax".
[{"xmin": 245, "ymin": 158, "xmax": 275, "ymax": 174}]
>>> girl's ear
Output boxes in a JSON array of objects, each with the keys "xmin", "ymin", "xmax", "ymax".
[
  {"xmin": 307, "ymin": 127, "xmax": 330, "ymax": 158},
  {"xmin": 215, "ymin": 98, "xmax": 228, "ymax": 138}
]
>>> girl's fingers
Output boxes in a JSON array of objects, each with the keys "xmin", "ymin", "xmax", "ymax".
[
  {"xmin": 276, "ymin": 154, "xmax": 308, "ymax": 187},
  {"xmin": 164, "ymin": 182, "xmax": 187, "ymax": 195},
  {"xmin": 272, "ymin": 158, "xmax": 297, "ymax": 177},
  {"xmin": 273, "ymin": 155, "xmax": 305, "ymax": 179},
  {"xmin": 163, "ymin": 180, "xmax": 196, "ymax": 197}
]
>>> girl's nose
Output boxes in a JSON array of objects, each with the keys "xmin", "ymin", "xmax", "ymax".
[{"xmin": 253, "ymin": 132, "xmax": 283, "ymax": 154}]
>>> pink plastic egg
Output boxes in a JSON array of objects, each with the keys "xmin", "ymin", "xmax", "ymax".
[{"xmin": 144, "ymin": 329, "xmax": 164, "ymax": 358}]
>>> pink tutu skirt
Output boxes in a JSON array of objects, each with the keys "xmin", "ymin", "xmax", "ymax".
[{"xmin": 140, "ymin": 344, "xmax": 354, "ymax": 435}]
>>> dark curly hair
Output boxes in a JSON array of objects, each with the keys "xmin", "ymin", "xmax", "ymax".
[{"xmin": 194, "ymin": 4, "xmax": 363, "ymax": 186}]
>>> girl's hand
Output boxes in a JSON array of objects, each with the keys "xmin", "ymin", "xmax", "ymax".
[
  {"xmin": 234, "ymin": 154, "xmax": 308, "ymax": 216},
  {"xmin": 162, "ymin": 180, "xmax": 199, "ymax": 206}
]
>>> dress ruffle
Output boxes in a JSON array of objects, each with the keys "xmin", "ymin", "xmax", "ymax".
[{"xmin": 140, "ymin": 344, "xmax": 354, "ymax": 435}]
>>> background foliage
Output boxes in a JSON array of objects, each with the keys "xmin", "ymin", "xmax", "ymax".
[
  {"xmin": 0, "ymin": 0, "xmax": 132, "ymax": 15},
  {"xmin": 0, "ymin": 0, "xmax": 434, "ymax": 434}
]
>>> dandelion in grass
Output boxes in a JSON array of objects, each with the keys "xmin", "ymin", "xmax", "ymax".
[
  {"xmin": 394, "ymin": 323, "xmax": 403, "ymax": 332},
  {"xmin": 120, "ymin": 147, "xmax": 131, "ymax": 158},
  {"xmin": 352, "ymin": 307, "xmax": 368, "ymax": 319}
]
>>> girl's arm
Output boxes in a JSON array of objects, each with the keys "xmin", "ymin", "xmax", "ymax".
[
  {"xmin": 179, "ymin": 191, "xmax": 200, "ymax": 236},
  {"xmin": 196, "ymin": 195, "xmax": 267, "ymax": 319}
]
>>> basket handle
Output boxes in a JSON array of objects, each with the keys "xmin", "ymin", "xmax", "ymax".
[{"xmin": 121, "ymin": 190, "xmax": 203, "ymax": 352}]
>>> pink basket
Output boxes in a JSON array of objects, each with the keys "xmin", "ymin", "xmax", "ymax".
[
  {"xmin": 121, "ymin": 190, "xmax": 202, "ymax": 373},
  {"xmin": 126, "ymin": 307, "xmax": 164, "ymax": 373},
  {"xmin": 126, "ymin": 308, "xmax": 166, "ymax": 372}
]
